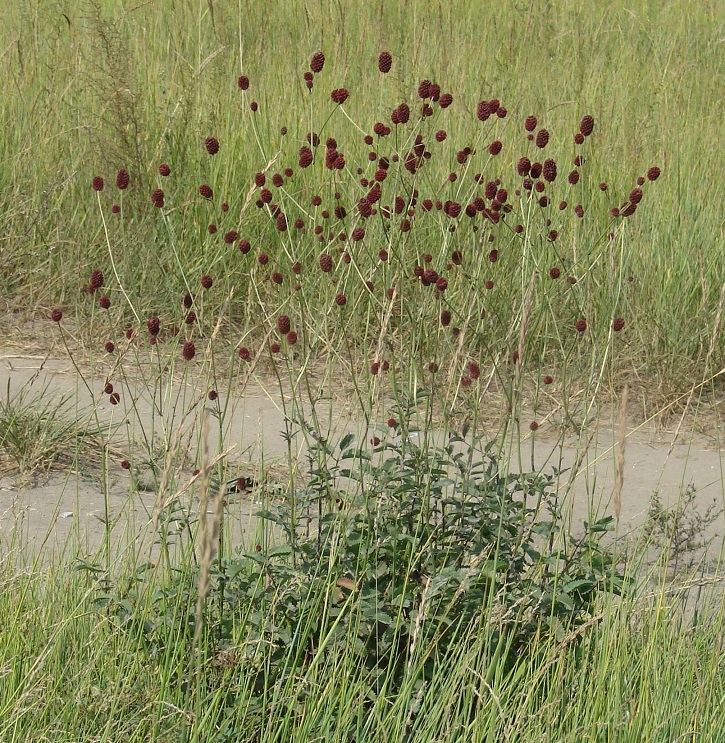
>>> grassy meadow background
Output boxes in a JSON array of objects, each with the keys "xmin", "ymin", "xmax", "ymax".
[
  {"xmin": 1, "ymin": 0, "xmax": 723, "ymax": 405},
  {"xmin": 0, "ymin": 1, "xmax": 724, "ymax": 741}
]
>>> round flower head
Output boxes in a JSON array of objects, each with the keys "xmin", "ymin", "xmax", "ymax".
[
  {"xmin": 418, "ymin": 79, "xmax": 431, "ymax": 98},
  {"xmin": 335, "ymin": 293, "xmax": 346, "ymax": 306},
  {"xmin": 182, "ymin": 341, "xmax": 196, "ymax": 361},
  {"xmin": 319, "ymin": 253, "xmax": 333, "ymax": 272},
  {"xmin": 439, "ymin": 93, "xmax": 453, "ymax": 108},
  {"xmin": 543, "ymin": 159, "xmax": 557, "ymax": 182},
  {"xmin": 488, "ymin": 140, "xmax": 502, "ymax": 156},
  {"xmin": 535, "ymin": 129, "xmax": 550, "ymax": 148},
  {"xmin": 612, "ymin": 317, "xmax": 625, "ymax": 331},
  {"xmin": 116, "ymin": 169, "xmax": 129, "ymax": 189},
  {"xmin": 525, "ymin": 115, "xmax": 538, "ymax": 132},
  {"xmin": 647, "ymin": 166, "xmax": 661, "ymax": 181},
  {"xmin": 224, "ymin": 230, "xmax": 238, "ymax": 244},
  {"xmin": 105, "ymin": 341, "xmax": 115, "ymax": 353},
  {"xmin": 331, "ymin": 88, "xmax": 349, "ymax": 104},
  {"xmin": 378, "ymin": 51, "xmax": 392, "ymax": 73},
  {"xmin": 146, "ymin": 316, "xmax": 160, "ymax": 336},
  {"xmin": 92, "ymin": 176, "xmax": 104, "ymax": 192},
  {"xmin": 158, "ymin": 163, "xmax": 171, "ymax": 176},
  {"xmin": 277, "ymin": 315, "xmax": 291, "ymax": 335},
  {"xmin": 575, "ymin": 319, "xmax": 587, "ymax": 333},
  {"xmin": 200, "ymin": 274, "xmax": 213, "ymax": 289},
  {"xmin": 299, "ymin": 146, "xmax": 313, "ymax": 168},
  {"xmin": 579, "ymin": 115, "xmax": 594, "ymax": 137},
  {"xmin": 90, "ymin": 269, "xmax": 104, "ymax": 290},
  {"xmin": 51, "ymin": 308, "xmax": 63, "ymax": 322},
  {"xmin": 238, "ymin": 75, "xmax": 249, "ymax": 90},
  {"xmin": 205, "ymin": 137, "xmax": 220, "ymax": 155},
  {"xmin": 310, "ymin": 51, "xmax": 325, "ymax": 73}
]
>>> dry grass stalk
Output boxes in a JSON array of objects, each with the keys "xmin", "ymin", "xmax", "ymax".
[
  {"xmin": 194, "ymin": 409, "xmax": 227, "ymax": 645},
  {"xmin": 612, "ymin": 385, "xmax": 628, "ymax": 523}
]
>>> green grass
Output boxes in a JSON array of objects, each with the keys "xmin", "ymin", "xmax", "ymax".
[
  {"xmin": 0, "ymin": 545, "xmax": 723, "ymax": 741},
  {"xmin": 0, "ymin": 0, "xmax": 723, "ymax": 407}
]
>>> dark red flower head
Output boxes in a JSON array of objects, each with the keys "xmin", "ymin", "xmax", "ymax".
[
  {"xmin": 238, "ymin": 75, "xmax": 249, "ymax": 90},
  {"xmin": 277, "ymin": 315, "xmax": 291, "ymax": 335},
  {"xmin": 418, "ymin": 79, "xmax": 431, "ymax": 98},
  {"xmin": 488, "ymin": 140, "xmax": 502, "ymax": 156},
  {"xmin": 116, "ymin": 169, "xmax": 129, "ymax": 189},
  {"xmin": 612, "ymin": 317, "xmax": 625, "ymax": 331},
  {"xmin": 298, "ymin": 146, "xmax": 313, "ymax": 168},
  {"xmin": 199, "ymin": 183, "xmax": 213, "ymax": 199},
  {"xmin": 151, "ymin": 188, "xmax": 165, "ymax": 207},
  {"xmin": 310, "ymin": 51, "xmax": 325, "ymax": 73},
  {"xmin": 525, "ymin": 115, "xmax": 538, "ymax": 132},
  {"xmin": 51, "ymin": 308, "xmax": 63, "ymax": 322},
  {"xmin": 200, "ymin": 274, "xmax": 213, "ymax": 289},
  {"xmin": 378, "ymin": 51, "xmax": 392, "ymax": 73},
  {"xmin": 224, "ymin": 230, "xmax": 238, "ymax": 244},
  {"xmin": 647, "ymin": 166, "xmax": 661, "ymax": 181},
  {"xmin": 182, "ymin": 341, "xmax": 196, "ymax": 361},
  {"xmin": 535, "ymin": 129, "xmax": 550, "ymax": 148},
  {"xmin": 335, "ymin": 293, "xmax": 346, "ymax": 306},
  {"xmin": 319, "ymin": 253, "xmax": 333, "ymax": 272},
  {"xmin": 90, "ymin": 269, "xmax": 104, "ymax": 290},
  {"xmin": 392, "ymin": 103, "xmax": 410, "ymax": 124},
  {"xmin": 439, "ymin": 93, "xmax": 453, "ymax": 108},
  {"xmin": 517, "ymin": 157, "xmax": 532, "ymax": 176},
  {"xmin": 579, "ymin": 115, "xmax": 594, "ymax": 137},
  {"xmin": 205, "ymin": 137, "xmax": 219, "ymax": 155},
  {"xmin": 92, "ymin": 176, "xmax": 104, "ymax": 192},
  {"xmin": 629, "ymin": 187, "xmax": 643, "ymax": 204},
  {"xmin": 158, "ymin": 163, "xmax": 171, "ymax": 176},
  {"xmin": 575, "ymin": 318, "xmax": 587, "ymax": 333},
  {"xmin": 146, "ymin": 316, "xmax": 160, "ymax": 336},
  {"xmin": 331, "ymin": 88, "xmax": 349, "ymax": 104},
  {"xmin": 543, "ymin": 159, "xmax": 557, "ymax": 182}
]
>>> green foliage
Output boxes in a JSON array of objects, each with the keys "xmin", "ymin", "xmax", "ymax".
[{"xmin": 93, "ymin": 397, "xmax": 626, "ymax": 733}]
